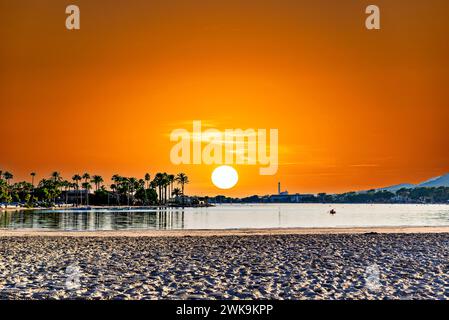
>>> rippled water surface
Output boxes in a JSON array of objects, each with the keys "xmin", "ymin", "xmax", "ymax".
[{"xmin": 1, "ymin": 204, "xmax": 449, "ymax": 231}]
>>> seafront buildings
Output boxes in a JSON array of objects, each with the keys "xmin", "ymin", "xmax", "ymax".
[{"xmin": 209, "ymin": 182, "xmax": 315, "ymax": 204}]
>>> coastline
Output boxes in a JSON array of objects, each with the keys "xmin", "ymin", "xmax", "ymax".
[
  {"xmin": 0, "ymin": 204, "xmax": 212, "ymax": 213},
  {"xmin": 1, "ymin": 225, "xmax": 449, "ymax": 237}
]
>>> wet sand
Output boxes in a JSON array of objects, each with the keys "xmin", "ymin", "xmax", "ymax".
[
  {"xmin": 1, "ymin": 226, "xmax": 449, "ymax": 237},
  {"xmin": 0, "ymin": 228, "xmax": 448, "ymax": 300}
]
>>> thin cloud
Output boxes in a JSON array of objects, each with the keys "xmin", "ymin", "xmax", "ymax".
[{"xmin": 349, "ymin": 164, "xmax": 380, "ymax": 167}]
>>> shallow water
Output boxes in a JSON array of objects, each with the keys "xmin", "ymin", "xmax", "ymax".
[{"xmin": 1, "ymin": 204, "xmax": 449, "ymax": 231}]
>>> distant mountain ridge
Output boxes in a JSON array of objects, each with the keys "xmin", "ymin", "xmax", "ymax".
[
  {"xmin": 376, "ymin": 173, "xmax": 449, "ymax": 192},
  {"xmin": 377, "ymin": 183, "xmax": 415, "ymax": 192},
  {"xmin": 418, "ymin": 174, "xmax": 449, "ymax": 187}
]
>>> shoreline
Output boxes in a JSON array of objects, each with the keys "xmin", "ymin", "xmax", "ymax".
[
  {"xmin": 1, "ymin": 225, "xmax": 449, "ymax": 237},
  {"xmin": 2, "ymin": 203, "xmax": 448, "ymax": 213},
  {"xmin": 0, "ymin": 204, "xmax": 212, "ymax": 212}
]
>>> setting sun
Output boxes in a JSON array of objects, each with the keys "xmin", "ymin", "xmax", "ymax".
[{"xmin": 211, "ymin": 165, "xmax": 239, "ymax": 189}]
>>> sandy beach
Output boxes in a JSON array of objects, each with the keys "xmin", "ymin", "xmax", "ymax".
[
  {"xmin": 1, "ymin": 227, "xmax": 448, "ymax": 300},
  {"xmin": 1, "ymin": 226, "xmax": 449, "ymax": 237}
]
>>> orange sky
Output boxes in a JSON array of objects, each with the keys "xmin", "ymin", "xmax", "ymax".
[{"xmin": 1, "ymin": 0, "xmax": 448, "ymax": 196}]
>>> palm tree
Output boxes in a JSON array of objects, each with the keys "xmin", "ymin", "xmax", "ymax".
[
  {"xmin": 111, "ymin": 174, "xmax": 123, "ymax": 205},
  {"xmin": 129, "ymin": 177, "xmax": 139, "ymax": 205},
  {"xmin": 72, "ymin": 174, "xmax": 82, "ymax": 206},
  {"xmin": 111, "ymin": 174, "xmax": 122, "ymax": 187},
  {"xmin": 138, "ymin": 179, "xmax": 145, "ymax": 189},
  {"xmin": 51, "ymin": 172, "xmax": 63, "ymax": 198},
  {"xmin": 162, "ymin": 173, "xmax": 170, "ymax": 204},
  {"xmin": 62, "ymin": 180, "xmax": 71, "ymax": 203},
  {"xmin": 120, "ymin": 177, "xmax": 131, "ymax": 206},
  {"xmin": 1, "ymin": 171, "xmax": 12, "ymax": 201},
  {"xmin": 138, "ymin": 178, "xmax": 147, "ymax": 205},
  {"xmin": 82, "ymin": 173, "xmax": 90, "ymax": 183},
  {"xmin": 144, "ymin": 173, "xmax": 151, "ymax": 189},
  {"xmin": 82, "ymin": 173, "xmax": 90, "ymax": 205},
  {"xmin": 150, "ymin": 180, "xmax": 157, "ymax": 192},
  {"xmin": 153, "ymin": 173, "xmax": 164, "ymax": 204},
  {"xmin": 175, "ymin": 173, "xmax": 189, "ymax": 195},
  {"xmin": 168, "ymin": 174, "xmax": 175, "ymax": 199},
  {"xmin": 72, "ymin": 174, "xmax": 81, "ymax": 186},
  {"xmin": 172, "ymin": 187, "xmax": 181, "ymax": 197},
  {"xmin": 81, "ymin": 182, "xmax": 92, "ymax": 206},
  {"xmin": 175, "ymin": 173, "xmax": 189, "ymax": 205},
  {"xmin": 3, "ymin": 171, "xmax": 13, "ymax": 185},
  {"xmin": 51, "ymin": 171, "xmax": 61, "ymax": 183},
  {"xmin": 110, "ymin": 183, "xmax": 118, "ymax": 205},
  {"xmin": 30, "ymin": 172, "xmax": 36, "ymax": 187},
  {"xmin": 91, "ymin": 175, "xmax": 104, "ymax": 191},
  {"xmin": 29, "ymin": 172, "xmax": 36, "ymax": 201}
]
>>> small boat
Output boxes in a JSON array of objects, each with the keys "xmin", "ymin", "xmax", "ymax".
[{"xmin": 329, "ymin": 209, "xmax": 336, "ymax": 215}]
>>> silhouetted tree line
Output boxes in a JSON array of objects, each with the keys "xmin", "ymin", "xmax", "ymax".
[
  {"xmin": 321, "ymin": 187, "xmax": 449, "ymax": 203},
  {"xmin": 0, "ymin": 170, "xmax": 189, "ymax": 207},
  {"xmin": 211, "ymin": 187, "xmax": 449, "ymax": 204}
]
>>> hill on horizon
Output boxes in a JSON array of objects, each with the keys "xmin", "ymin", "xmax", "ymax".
[
  {"xmin": 417, "ymin": 174, "xmax": 449, "ymax": 188},
  {"xmin": 375, "ymin": 173, "xmax": 449, "ymax": 192}
]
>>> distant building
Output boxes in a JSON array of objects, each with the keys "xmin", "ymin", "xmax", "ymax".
[
  {"xmin": 266, "ymin": 193, "xmax": 314, "ymax": 203},
  {"xmin": 208, "ymin": 182, "xmax": 316, "ymax": 204},
  {"xmin": 277, "ymin": 181, "xmax": 288, "ymax": 195}
]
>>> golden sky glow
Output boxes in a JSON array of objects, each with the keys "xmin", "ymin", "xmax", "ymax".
[{"xmin": 1, "ymin": 0, "xmax": 448, "ymax": 196}]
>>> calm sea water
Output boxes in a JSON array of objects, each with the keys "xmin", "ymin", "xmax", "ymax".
[{"xmin": 1, "ymin": 204, "xmax": 449, "ymax": 231}]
